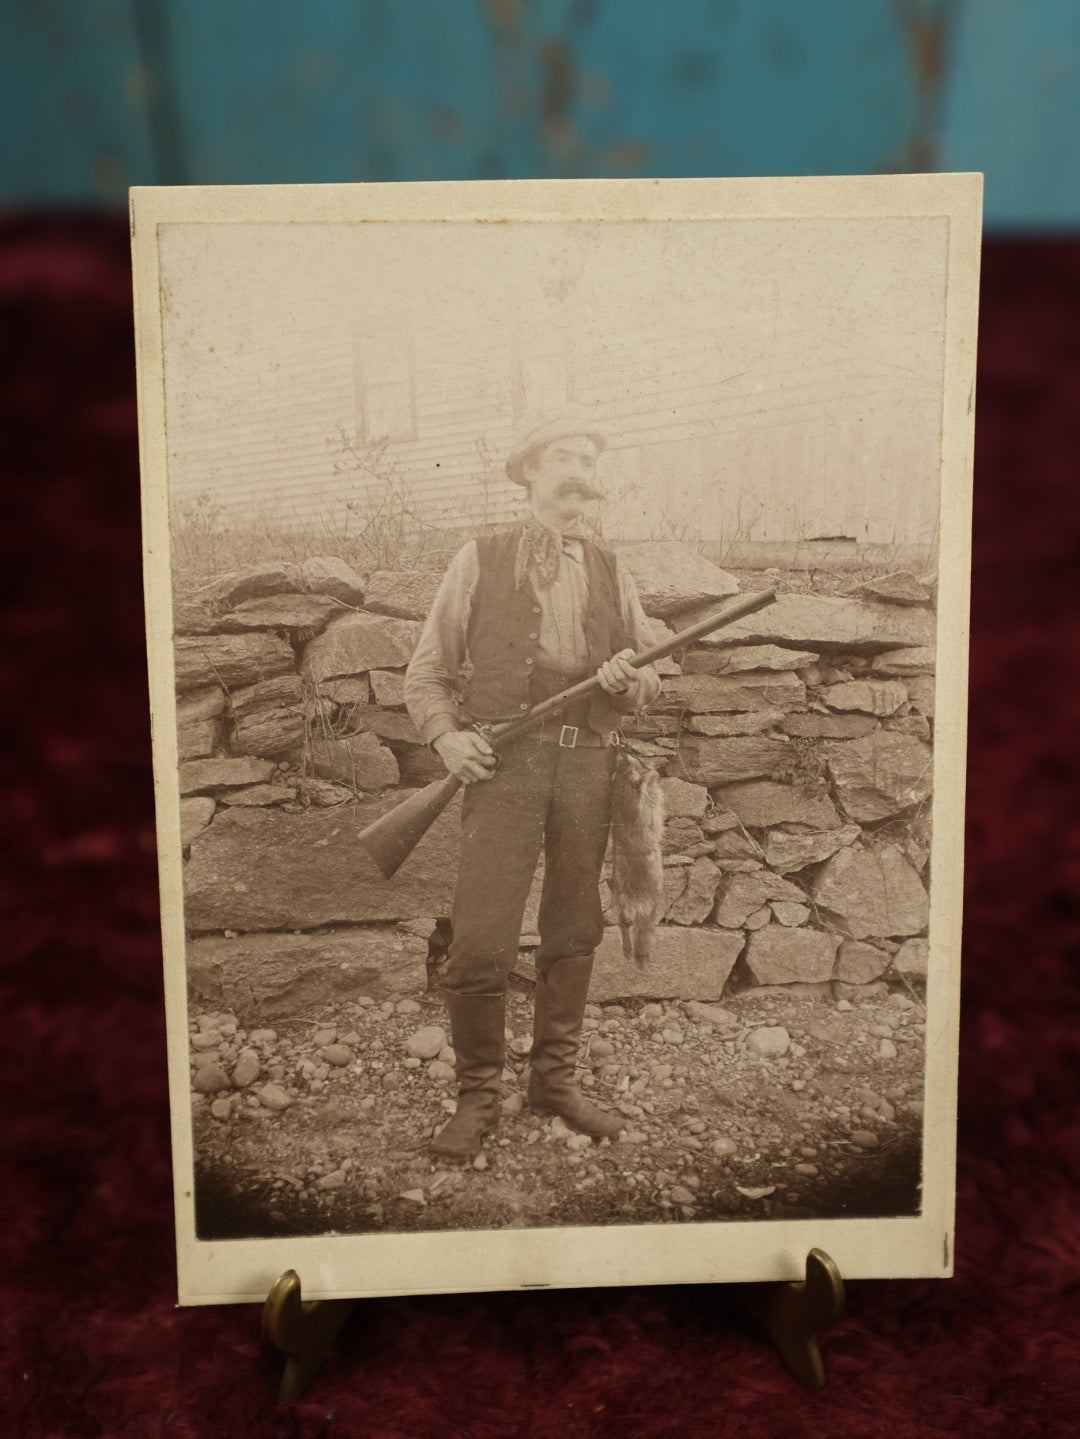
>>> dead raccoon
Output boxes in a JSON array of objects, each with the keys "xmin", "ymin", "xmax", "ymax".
[{"xmin": 609, "ymin": 749, "xmax": 665, "ymax": 968}]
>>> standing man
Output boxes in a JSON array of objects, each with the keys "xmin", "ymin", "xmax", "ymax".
[{"xmin": 404, "ymin": 414, "xmax": 661, "ymax": 1162}]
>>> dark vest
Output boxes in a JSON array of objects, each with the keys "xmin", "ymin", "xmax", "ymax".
[{"xmin": 463, "ymin": 525, "xmax": 628, "ymax": 733}]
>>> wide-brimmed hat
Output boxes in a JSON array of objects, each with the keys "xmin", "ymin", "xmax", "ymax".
[{"xmin": 504, "ymin": 413, "xmax": 608, "ymax": 486}]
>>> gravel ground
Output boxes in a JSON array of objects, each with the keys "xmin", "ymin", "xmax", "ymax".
[{"xmin": 190, "ymin": 975, "xmax": 925, "ymax": 1239}]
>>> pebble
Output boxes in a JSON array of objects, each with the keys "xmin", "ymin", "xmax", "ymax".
[
  {"xmin": 193, "ymin": 1064, "xmax": 231, "ymax": 1094},
  {"xmin": 590, "ymin": 1039, "xmax": 615, "ymax": 1059},
  {"xmin": 313, "ymin": 1028, "xmax": 337, "ymax": 1046},
  {"xmin": 621, "ymin": 1131, "xmax": 648, "ymax": 1144},
  {"xmin": 428, "ymin": 1060, "xmax": 456, "ymax": 1083},
  {"xmin": 231, "ymin": 1055, "xmax": 260, "ymax": 1088},
  {"xmin": 210, "ymin": 1099, "xmax": 232, "ymax": 1121},
  {"xmin": 712, "ymin": 1138, "xmax": 738, "ymax": 1157},
  {"xmin": 794, "ymin": 1163, "xmax": 819, "ymax": 1176},
  {"xmin": 473, "ymin": 1154, "xmax": 489, "ymax": 1171},
  {"xmin": 791, "ymin": 1079, "xmax": 806, "ymax": 1092},
  {"xmin": 525, "ymin": 1129, "xmax": 542, "ymax": 1144},
  {"xmin": 502, "ymin": 1092, "xmax": 524, "ymax": 1115},
  {"xmin": 405, "ymin": 1026, "xmax": 447, "ymax": 1060},
  {"xmin": 356, "ymin": 995, "xmax": 375, "ymax": 1007},
  {"xmin": 320, "ymin": 1044, "xmax": 353, "ymax": 1067},
  {"xmin": 396, "ymin": 999, "xmax": 422, "ymax": 1014},
  {"xmin": 217, "ymin": 1019, "xmax": 238, "ymax": 1037},
  {"xmin": 850, "ymin": 1130, "xmax": 880, "ymax": 1149},
  {"xmin": 399, "ymin": 1188, "xmax": 426, "ymax": 1204},
  {"xmin": 257, "ymin": 1084, "xmax": 293, "ymax": 1111},
  {"xmin": 747, "ymin": 1026, "xmax": 790, "ymax": 1058},
  {"xmin": 509, "ymin": 1037, "xmax": 531, "ymax": 1056},
  {"xmin": 381, "ymin": 1072, "xmax": 403, "ymax": 1091},
  {"xmin": 192, "ymin": 1031, "xmax": 223, "ymax": 1052},
  {"xmin": 438, "ymin": 1045, "xmax": 456, "ymax": 1065},
  {"xmin": 192, "ymin": 1051, "xmax": 222, "ymax": 1071},
  {"xmin": 316, "ymin": 1170, "xmax": 346, "ymax": 1191},
  {"xmin": 567, "ymin": 1134, "xmax": 592, "ymax": 1153},
  {"xmin": 889, "ymin": 994, "xmax": 916, "ymax": 1009},
  {"xmin": 661, "ymin": 1028, "xmax": 685, "ymax": 1045},
  {"xmin": 685, "ymin": 1002, "xmax": 737, "ymax": 1029},
  {"xmin": 869, "ymin": 1023, "xmax": 894, "ymax": 1038},
  {"xmin": 836, "ymin": 999, "xmax": 854, "ymax": 1012},
  {"xmin": 339, "ymin": 1031, "xmax": 361, "ymax": 1046},
  {"xmin": 669, "ymin": 1186, "xmax": 695, "ymax": 1205},
  {"xmin": 878, "ymin": 1039, "xmax": 898, "ymax": 1060},
  {"xmin": 640, "ymin": 1004, "xmax": 664, "ymax": 1023},
  {"xmin": 651, "ymin": 1064, "xmax": 674, "ymax": 1081},
  {"xmin": 249, "ymin": 1028, "xmax": 278, "ymax": 1046}
]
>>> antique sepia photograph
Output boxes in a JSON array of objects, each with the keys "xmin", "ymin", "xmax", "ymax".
[{"xmin": 131, "ymin": 176, "xmax": 979, "ymax": 1304}]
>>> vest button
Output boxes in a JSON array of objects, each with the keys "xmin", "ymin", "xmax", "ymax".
[
  {"xmin": 525, "ymin": 657, "xmax": 534, "ymax": 666},
  {"xmin": 532, "ymin": 606, "xmax": 541, "ymax": 615},
  {"xmin": 519, "ymin": 703, "xmax": 528, "ymax": 710},
  {"xmin": 528, "ymin": 632, "xmax": 538, "ymax": 640}
]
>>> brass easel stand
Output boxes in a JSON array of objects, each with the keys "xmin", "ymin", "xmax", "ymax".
[{"xmin": 262, "ymin": 1248, "xmax": 844, "ymax": 1405}]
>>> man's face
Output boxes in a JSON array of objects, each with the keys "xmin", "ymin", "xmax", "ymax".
[{"xmin": 523, "ymin": 434, "xmax": 602, "ymax": 526}]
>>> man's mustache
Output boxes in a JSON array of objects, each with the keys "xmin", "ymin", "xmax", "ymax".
[{"xmin": 557, "ymin": 479, "xmax": 602, "ymax": 502}]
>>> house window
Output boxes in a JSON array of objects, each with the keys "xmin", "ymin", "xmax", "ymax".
[{"xmin": 357, "ymin": 335, "xmax": 416, "ymax": 442}]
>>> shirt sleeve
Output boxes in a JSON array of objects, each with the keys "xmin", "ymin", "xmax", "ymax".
[
  {"xmin": 403, "ymin": 541, "xmax": 480, "ymax": 746},
  {"xmin": 613, "ymin": 556, "xmax": 662, "ymax": 711}
]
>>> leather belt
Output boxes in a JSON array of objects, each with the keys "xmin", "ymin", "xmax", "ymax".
[{"xmin": 528, "ymin": 720, "xmax": 623, "ymax": 749}]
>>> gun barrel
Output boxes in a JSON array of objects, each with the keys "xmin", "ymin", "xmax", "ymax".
[{"xmin": 357, "ymin": 586, "xmax": 777, "ymax": 878}]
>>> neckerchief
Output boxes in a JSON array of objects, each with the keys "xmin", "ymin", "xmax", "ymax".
[{"xmin": 514, "ymin": 520, "xmax": 585, "ymax": 591}]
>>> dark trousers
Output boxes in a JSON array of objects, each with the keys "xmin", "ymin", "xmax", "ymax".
[{"xmin": 444, "ymin": 737, "xmax": 616, "ymax": 996}]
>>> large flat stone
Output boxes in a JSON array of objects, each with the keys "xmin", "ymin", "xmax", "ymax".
[
  {"xmin": 228, "ymin": 673, "xmax": 306, "ymax": 758},
  {"xmin": 368, "ymin": 670, "xmax": 407, "ymax": 706},
  {"xmin": 654, "ymin": 672, "xmax": 806, "ymax": 713},
  {"xmin": 858, "ymin": 571, "xmax": 931, "ymax": 606},
  {"xmin": 173, "ymin": 632, "xmax": 296, "ymax": 694},
  {"xmin": 821, "ymin": 680, "xmax": 909, "ymax": 716},
  {"xmin": 713, "ymin": 780, "xmax": 842, "ymax": 830},
  {"xmin": 217, "ymin": 594, "xmax": 344, "ymax": 633},
  {"xmin": 763, "ymin": 824, "xmax": 861, "ymax": 873},
  {"xmin": 687, "ymin": 594, "xmax": 935, "ymax": 651},
  {"xmin": 180, "ymin": 797, "xmax": 216, "ymax": 848},
  {"xmin": 811, "ymin": 843, "xmax": 929, "ymax": 939},
  {"xmin": 303, "ymin": 613, "xmax": 421, "ymax": 683},
  {"xmin": 614, "ymin": 540, "xmax": 739, "ymax": 619},
  {"xmin": 177, "ymin": 686, "xmax": 227, "ymax": 725},
  {"xmin": 659, "ymin": 778, "xmax": 709, "ymax": 819},
  {"xmin": 186, "ymin": 928, "xmax": 427, "ymax": 1021},
  {"xmin": 674, "ymin": 736, "xmax": 793, "ymax": 786},
  {"xmin": 307, "ymin": 732, "xmax": 400, "ymax": 790},
  {"xmin": 177, "ymin": 718, "xmax": 221, "ymax": 761},
  {"xmin": 869, "ymin": 646, "xmax": 936, "ymax": 677},
  {"xmin": 683, "ymin": 644, "xmax": 819, "ymax": 674},
  {"xmin": 745, "ymin": 926, "xmax": 840, "ymax": 984},
  {"xmin": 363, "ymin": 569, "xmax": 444, "ymax": 621},
  {"xmin": 836, "ymin": 940, "xmax": 893, "ymax": 984},
  {"xmin": 782, "ymin": 713, "xmax": 879, "ymax": 740},
  {"xmin": 202, "ymin": 562, "xmax": 303, "ymax": 608},
  {"xmin": 589, "ymin": 925, "xmax": 744, "ymax": 1000},
  {"xmin": 684, "ymin": 710, "xmax": 786, "ymax": 736},
  {"xmin": 824, "ymin": 732, "xmax": 933, "ymax": 821},
  {"xmin": 299, "ymin": 555, "xmax": 366, "ymax": 605},
  {"xmin": 179, "ymin": 757, "xmax": 278, "ymax": 795},
  {"xmin": 184, "ymin": 791, "xmax": 463, "ymax": 932}
]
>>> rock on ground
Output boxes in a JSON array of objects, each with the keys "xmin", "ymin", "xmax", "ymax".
[
  {"xmin": 186, "ymin": 928, "xmax": 428, "ymax": 1021},
  {"xmin": 300, "ymin": 556, "xmax": 366, "ymax": 604},
  {"xmin": 674, "ymin": 736, "xmax": 794, "ymax": 786},
  {"xmin": 306, "ymin": 732, "xmax": 400, "ymax": 790},
  {"xmin": 361, "ymin": 570, "xmax": 444, "ymax": 621},
  {"xmin": 763, "ymin": 824, "xmax": 861, "ymax": 873},
  {"xmin": 180, "ymin": 757, "xmax": 278, "ymax": 796},
  {"xmin": 183, "ymin": 790, "xmax": 463, "ymax": 930}
]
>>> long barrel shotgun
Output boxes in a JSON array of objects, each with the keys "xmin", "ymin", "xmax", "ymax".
[{"xmin": 357, "ymin": 586, "xmax": 778, "ymax": 878}]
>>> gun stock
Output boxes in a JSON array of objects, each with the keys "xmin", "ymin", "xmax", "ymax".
[{"xmin": 357, "ymin": 586, "xmax": 777, "ymax": 878}]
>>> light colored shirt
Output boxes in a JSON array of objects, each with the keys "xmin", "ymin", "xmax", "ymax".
[{"xmin": 404, "ymin": 534, "xmax": 662, "ymax": 745}]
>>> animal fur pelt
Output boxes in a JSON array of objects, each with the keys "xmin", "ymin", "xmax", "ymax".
[{"xmin": 609, "ymin": 749, "xmax": 665, "ymax": 967}]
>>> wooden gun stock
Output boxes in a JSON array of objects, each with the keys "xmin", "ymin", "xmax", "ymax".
[{"xmin": 357, "ymin": 586, "xmax": 777, "ymax": 878}]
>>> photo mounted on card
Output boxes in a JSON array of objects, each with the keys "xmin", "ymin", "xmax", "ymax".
[{"xmin": 131, "ymin": 175, "xmax": 980, "ymax": 1305}]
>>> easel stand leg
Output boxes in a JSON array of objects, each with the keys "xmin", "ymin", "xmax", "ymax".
[
  {"xmin": 261, "ymin": 1271, "xmax": 357, "ymax": 1405},
  {"xmin": 262, "ymin": 1248, "xmax": 845, "ymax": 1405}
]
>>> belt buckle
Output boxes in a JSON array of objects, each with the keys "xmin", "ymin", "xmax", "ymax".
[{"xmin": 558, "ymin": 724, "xmax": 579, "ymax": 749}]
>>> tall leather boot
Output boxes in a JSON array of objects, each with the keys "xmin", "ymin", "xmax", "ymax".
[
  {"xmin": 527, "ymin": 955, "xmax": 623, "ymax": 1138},
  {"xmin": 430, "ymin": 990, "xmax": 505, "ymax": 1162}
]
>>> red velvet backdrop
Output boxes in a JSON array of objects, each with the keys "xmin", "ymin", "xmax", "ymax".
[{"xmin": 1, "ymin": 219, "xmax": 1076, "ymax": 1438}]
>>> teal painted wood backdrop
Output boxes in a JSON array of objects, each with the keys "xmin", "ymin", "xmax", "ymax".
[{"xmin": 1, "ymin": 0, "xmax": 1076, "ymax": 226}]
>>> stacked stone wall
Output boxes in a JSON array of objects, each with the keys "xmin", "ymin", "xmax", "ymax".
[{"xmin": 174, "ymin": 543, "xmax": 935, "ymax": 1019}]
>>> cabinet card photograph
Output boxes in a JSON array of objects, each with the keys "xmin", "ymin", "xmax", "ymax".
[{"xmin": 131, "ymin": 175, "xmax": 980, "ymax": 1305}]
